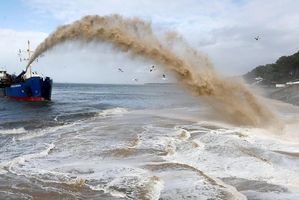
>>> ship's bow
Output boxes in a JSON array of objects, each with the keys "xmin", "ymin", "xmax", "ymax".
[{"xmin": 41, "ymin": 77, "xmax": 53, "ymax": 101}]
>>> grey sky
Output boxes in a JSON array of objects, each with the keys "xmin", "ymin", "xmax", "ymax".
[{"xmin": 0, "ymin": 0, "xmax": 298, "ymax": 83}]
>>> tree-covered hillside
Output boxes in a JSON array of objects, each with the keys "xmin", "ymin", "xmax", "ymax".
[{"xmin": 244, "ymin": 51, "xmax": 299, "ymax": 84}]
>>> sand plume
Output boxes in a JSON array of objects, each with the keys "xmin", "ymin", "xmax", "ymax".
[{"xmin": 27, "ymin": 14, "xmax": 280, "ymax": 127}]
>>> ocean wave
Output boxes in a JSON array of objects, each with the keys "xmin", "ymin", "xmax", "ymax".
[
  {"xmin": 13, "ymin": 108, "xmax": 129, "ymax": 142},
  {"xmin": 0, "ymin": 167, "xmax": 6, "ymax": 175},
  {"xmin": 15, "ymin": 123, "xmax": 76, "ymax": 141},
  {"xmin": 97, "ymin": 107, "xmax": 129, "ymax": 117},
  {"xmin": 54, "ymin": 112, "xmax": 98, "ymax": 122},
  {"xmin": 0, "ymin": 118, "xmax": 64, "ymax": 132},
  {"xmin": 87, "ymin": 166, "xmax": 150, "ymax": 199},
  {"xmin": 0, "ymin": 143, "xmax": 55, "ymax": 174},
  {"xmin": 6, "ymin": 143, "xmax": 55, "ymax": 174},
  {"xmin": 144, "ymin": 162, "xmax": 246, "ymax": 200},
  {"xmin": 138, "ymin": 176, "xmax": 164, "ymax": 200},
  {"xmin": 0, "ymin": 127, "xmax": 27, "ymax": 135},
  {"xmin": 89, "ymin": 184, "xmax": 127, "ymax": 198},
  {"xmin": 2, "ymin": 98, "xmax": 299, "ymax": 199},
  {"xmin": 88, "ymin": 175, "xmax": 164, "ymax": 200}
]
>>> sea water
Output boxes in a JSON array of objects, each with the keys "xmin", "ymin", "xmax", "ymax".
[{"xmin": 0, "ymin": 83, "xmax": 299, "ymax": 199}]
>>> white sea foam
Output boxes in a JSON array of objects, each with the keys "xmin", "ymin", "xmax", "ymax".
[
  {"xmin": 0, "ymin": 166, "xmax": 7, "ymax": 175},
  {"xmin": 97, "ymin": 107, "xmax": 129, "ymax": 117},
  {"xmin": 2, "ymin": 104, "xmax": 298, "ymax": 199},
  {"xmin": 7, "ymin": 143, "xmax": 55, "ymax": 174},
  {"xmin": 142, "ymin": 176, "xmax": 164, "ymax": 200},
  {"xmin": 89, "ymin": 184, "xmax": 127, "ymax": 198},
  {"xmin": 16, "ymin": 122, "xmax": 78, "ymax": 141},
  {"xmin": 159, "ymin": 121, "xmax": 299, "ymax": 197},
  {"xmin": 3, "ymin": 108, "xmax": 128, "ymax": 141},
  {"xmin": 0, "ymin": 128, "xmax": 27, "ymax": 135},
  {"xmin": 87, "ymin": 166, "xmax": 150, "ymax": 199}
]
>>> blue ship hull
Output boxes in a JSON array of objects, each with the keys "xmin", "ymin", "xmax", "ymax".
[{"xmin": 1, "ymin": 77, "xmax": 52, "ymax": 101}]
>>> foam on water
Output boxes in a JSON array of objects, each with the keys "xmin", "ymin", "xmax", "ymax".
[
  {"xmin": 15, "ymin": 123, "xmax": 77, "ymax": 141},
  {"xmin": 6, "ymin": 107, "xmax": 129, "ymax": 142},
  {"xmin": 1, "ymin": 86, "xmax": 299, "ymax": 199},
  {"xmin": 0, "ymin": 128, "xmax": 27, "ymax": 135},
  {"xmin": 0, "ymin": 143, "xmax": 55, "ymax": 175},
  {"xmin": 97, "ymin": 107, "xmax": 129, "ymax": 117},
  {"xmin": 161, "ymin": 122, "xmax": 299, "ymax": 198}
]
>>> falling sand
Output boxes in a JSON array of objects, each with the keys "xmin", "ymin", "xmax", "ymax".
[{"xmin": 27, "ymin": 15, "xmax": 281, "ymax": 128}]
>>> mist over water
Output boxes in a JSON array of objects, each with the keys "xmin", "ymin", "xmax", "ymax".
[{"xmin": 27, "ymin": 14, "xmax": 280, "ymax": 127}]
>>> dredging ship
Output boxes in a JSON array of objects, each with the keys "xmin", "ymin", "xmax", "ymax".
[{"xmin": 0, "ymin": 41, "xmax": 52, "ymax": 101}]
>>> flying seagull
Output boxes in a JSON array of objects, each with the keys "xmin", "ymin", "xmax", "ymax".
[
  {"xmin": 118, "ymin": 68, "xmax": 124, "ymax": 72},
  {"xmin": 150, "ymin": 65, "xmax": 155, "ymax": 72}
]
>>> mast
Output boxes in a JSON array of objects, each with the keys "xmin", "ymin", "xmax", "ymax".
[
  {"xmin": 17, "ymin": 40, "xmax": 36, "ymax": 78},
  {"xmin": 27, "ymin": 40, "xmax": 32, "ymax": 77}
]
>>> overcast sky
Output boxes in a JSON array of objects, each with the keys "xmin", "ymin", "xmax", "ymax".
[{"xmin": 0, "ymin": 0, "xmax": 298, "ymax": 83}]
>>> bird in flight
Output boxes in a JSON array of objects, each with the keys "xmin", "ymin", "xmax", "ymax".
[
  {"xmin": 150, "ymin": 65, "xmax": 155, "ymax": 72},
  {"xmin": 254, "ymin": 36, "xmax": 260, "ymax": 41},
  {"xmin": 162, "ymin": 74, "xmax": 166, "ymax": 80},
  {"xmin": 118, "ymin": 68, "xmax": 124, "ymax": 72}
]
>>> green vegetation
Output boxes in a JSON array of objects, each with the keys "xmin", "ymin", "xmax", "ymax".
[{"xmin": 244, "ymin": 51, "xmax": 299, "ymax": 84}]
